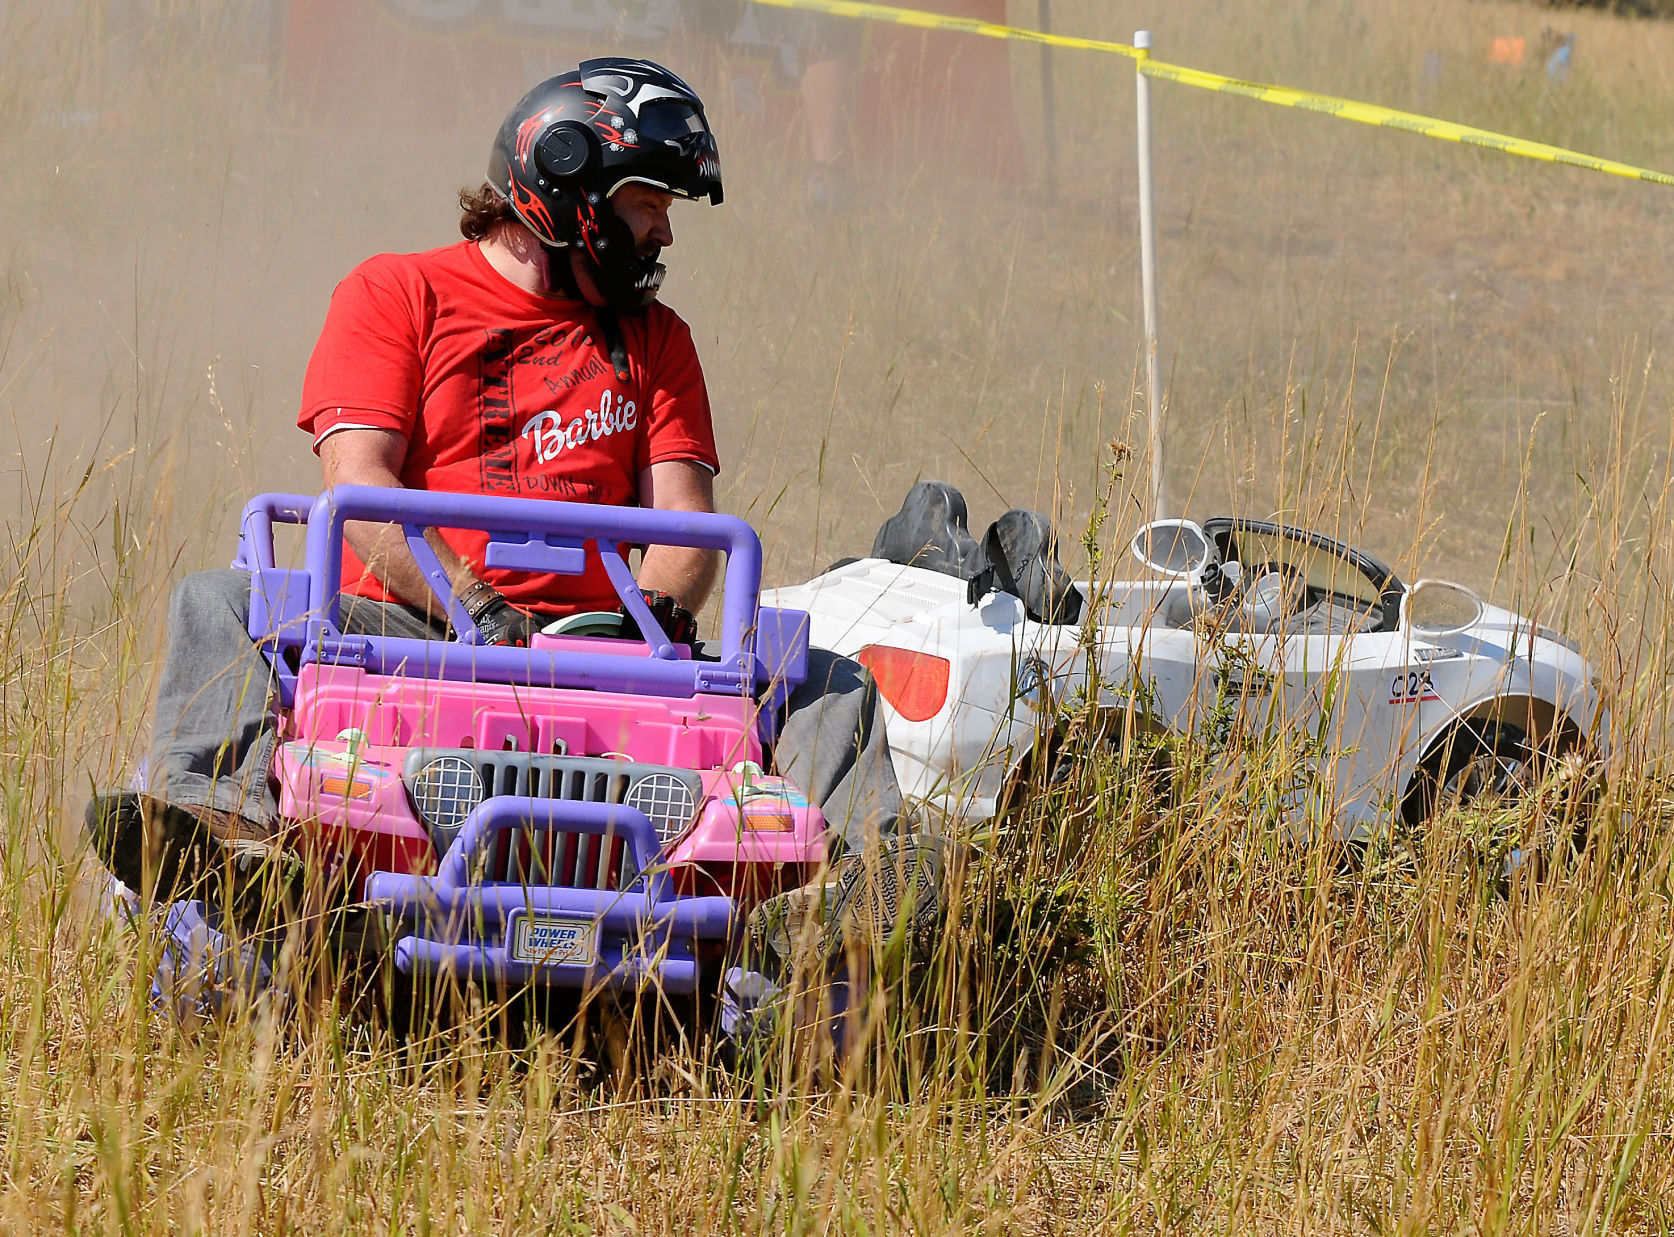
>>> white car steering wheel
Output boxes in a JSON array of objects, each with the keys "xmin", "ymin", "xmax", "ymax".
[{"xmin": 1233, "ymin": 562, "xmax": 1309, "ymax": 634}]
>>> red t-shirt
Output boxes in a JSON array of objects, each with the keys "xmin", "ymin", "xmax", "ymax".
[{"xmin": 297, "ymin": 241, "xmax": 719, "ymax": 614}]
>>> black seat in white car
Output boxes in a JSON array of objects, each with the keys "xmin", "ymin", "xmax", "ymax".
[{"xmin": 872, "ymin": 481, "xmax": 1084, "ymax": 626}]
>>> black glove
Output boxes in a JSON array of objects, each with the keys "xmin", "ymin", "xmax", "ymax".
[
  {"xmin": 460, "ymin": 583, "xmax": 538, "ymax": 647},
  {"xmin": 631, "ymin": 589, "xmax": 699, "ymax": 645}
]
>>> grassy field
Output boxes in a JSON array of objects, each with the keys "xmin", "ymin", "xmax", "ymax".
[{"xmin": 7, "ymin": 0, "xmax": 1674, "ymax": 1230}]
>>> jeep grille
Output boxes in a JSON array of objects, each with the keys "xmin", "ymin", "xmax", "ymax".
[{"xmin": 402, "ymin": 750, "xmax": 703, "ymax": 892}]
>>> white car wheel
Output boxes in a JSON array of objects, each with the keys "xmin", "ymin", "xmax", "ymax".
[{"xmin": 1404, "ymin": 722, "xmax": 1595, "ymax": 880}]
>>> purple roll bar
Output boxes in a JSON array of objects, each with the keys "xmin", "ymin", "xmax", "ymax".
[
  {"xmin": 234, "ymin": 486, "xmax": 809, "ymax": 704},
  {"xmin": 364, "ymin": 798, "xmax": 736, "ymax": 992},
  {"xmin": 305, "ymin": 487, "xmax": 763, "ymax": 697},
  {"xmin": 232, "ymin": 492, "xmax": 314, "ymax": 572}
]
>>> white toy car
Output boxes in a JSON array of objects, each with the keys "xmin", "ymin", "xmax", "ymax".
[{"xmin": 763, "ymin": 484, "xmax": 1609, "ymax": 846}]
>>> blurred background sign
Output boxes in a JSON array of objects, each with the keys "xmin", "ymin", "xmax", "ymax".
[{"xmin": 276, "ymin": 1, "xmax": 1020, "ymax": 180}]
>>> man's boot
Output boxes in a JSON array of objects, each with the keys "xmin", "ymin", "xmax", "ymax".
[{"xmin": 83, "ymin": 792, "xmax": 269, "ymax": 903}]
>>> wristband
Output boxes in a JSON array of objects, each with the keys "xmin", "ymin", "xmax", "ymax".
[{"xmin": 459, "ymin": 579, "xmax": 499, "ymax": 621}]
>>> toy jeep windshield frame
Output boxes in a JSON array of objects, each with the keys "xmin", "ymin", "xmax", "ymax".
[{"xmin": 235, "ymin": 486, "xmax": 810, "ymax": 715}]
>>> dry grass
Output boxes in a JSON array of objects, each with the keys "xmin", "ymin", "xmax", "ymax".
[{"xmin": 8, "ymin": 0, "xmax": 1674, "ymax": 1231}]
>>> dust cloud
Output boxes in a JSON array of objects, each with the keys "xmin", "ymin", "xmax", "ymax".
[{"xmin": 5, "ymin": 0, "xmax": 1674, "ymax": 619}]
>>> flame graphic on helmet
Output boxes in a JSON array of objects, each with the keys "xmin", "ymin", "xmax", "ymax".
[
  {"xmin": 509, "ymin": 177, "xmax": 557, "ymax": 244},
  {"xmin": 576, "ymin": 197, "xmax": 602, "ymax": 253},
  {"xmin": 514, "ymin": 113, "xmax": 548, "ymax": 167}
]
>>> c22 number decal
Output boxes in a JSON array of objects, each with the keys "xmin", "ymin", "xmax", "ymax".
[{"xmin": 1388, "ymin": 668, "xmax": 1440, "ymax": 705}]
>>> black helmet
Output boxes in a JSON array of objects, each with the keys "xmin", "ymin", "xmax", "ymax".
[{"xmin": 488, "ymin": 58, "xmax": 722, "ymax": 312}]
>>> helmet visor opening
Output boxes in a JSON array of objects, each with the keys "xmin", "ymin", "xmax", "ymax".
[{"xmin": 637, "ymin": 100, "xmax": 708, "ymax": 145}]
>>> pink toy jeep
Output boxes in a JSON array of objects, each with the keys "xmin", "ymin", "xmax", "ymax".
[{"xmin": 235, "ymin": 485, "xmax": 820, "ymax": 998}]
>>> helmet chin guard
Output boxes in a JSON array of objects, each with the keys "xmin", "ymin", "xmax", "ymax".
[
  {"xmin": 489, "ymin": 58, "xmax": 721, "ymax": 314},
  {"xmin": 573, "ymin": 192, "xmax": 666, "ymax": 312},
  {"xmin": 542, "ymin": 232, "xmax": 665, "ymax": 318}
]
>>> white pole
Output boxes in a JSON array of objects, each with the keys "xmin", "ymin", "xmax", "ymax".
[
  {"xmin": 1135, "ymin": 30, "xmax": 1166, "ymax": 519},
  {"xmin": 1038, "ymin": 0, "xmax": 1058, "ymax": 198}
]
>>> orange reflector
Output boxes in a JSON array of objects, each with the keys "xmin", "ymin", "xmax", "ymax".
[
  {"xmin": 856, "ymin": 645, "xmax": 951, "ymax": 722},
  {"xmin": 320, "ymin": 772, "xmax": 377, "ymax": 800},
  {"xmin": 742, "ymin": 806, "xmax": 796, "ymax": 832}
]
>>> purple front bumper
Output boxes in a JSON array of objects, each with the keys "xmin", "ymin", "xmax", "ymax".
[{"xmin": 364, "ymin": 797, "xmax": 738, "ymax": 994}]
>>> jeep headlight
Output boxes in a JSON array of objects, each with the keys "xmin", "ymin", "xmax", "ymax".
[
  {"xmin": 624, "ymin": 772, "xmax": 698, "ymax": 845},
  {"xmin": 407, "ymin": 755, "xmax": 484, "ymax": 831}
]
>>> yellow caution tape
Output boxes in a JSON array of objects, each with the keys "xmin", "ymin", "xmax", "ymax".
[
  {"xmin": 746, "ymin": 0, "xmax": 1674, "ymax": 188},
  {"xmin": 1138, "ymin": 57, "xmax": 1674, "ymax": 187}
]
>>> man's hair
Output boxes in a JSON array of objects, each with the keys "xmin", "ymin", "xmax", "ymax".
[{"xmin": 459, "ymin": 181, "xmax": 517, "ymax": 241}]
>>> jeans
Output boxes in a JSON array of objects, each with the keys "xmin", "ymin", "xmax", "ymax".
[{"xmin": 144, "ymin": 569, "xmax": 902, "ymax": 854}]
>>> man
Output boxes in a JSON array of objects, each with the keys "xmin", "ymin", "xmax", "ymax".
[{"xmin": 84, "ymin": 60, "xmax": 913, "ymax": 933}]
